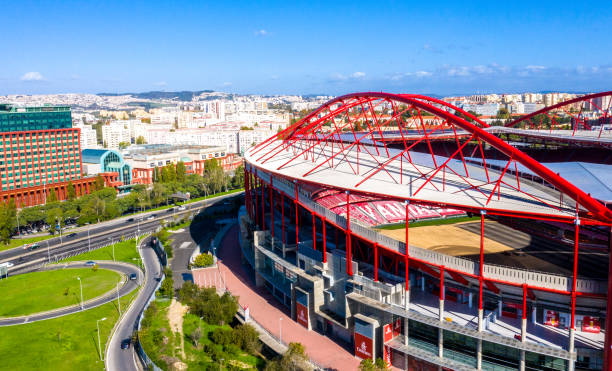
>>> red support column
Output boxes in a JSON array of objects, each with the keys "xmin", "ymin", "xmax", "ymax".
[
  {"xmin": 440, "ymin": 266, "xmax": 445, "ymax": 301},
  {"xmin": 479, "ymin": 210, "xmax": 485, "ymax": 331},
  {"xmin": 245, "ymin": 169, "xmax": 250, "ymax": 218},
  {"xmin": 374, "ymin": 243, "xmax": 378, "ymax": 281},
  {"xmin": 269, "ymin": 179, "xmax": 274, "ymax": 240},
  {"xmin": 261, "ymin": 180, "xmax": 265, "ymax": 231},
  {"xmin": 346, "ymin": 190, "xmax": 353, "ymax": 276},
  {"xmin": 281, "ymin": 193, "xmax": 285, "ymax": 246},
  {"xmin": 570, "ymin": 217, "xmax": 580, "ymax": 336},
  {"xmin": 294, "ymin": 182, "xmax": 299, "ymax": 246},
  {"xmin": 322, "ymin": 217, "xmax": 327, "ymax": 263},
  {"xmin": 312, "ymin": 212, "xmax": 316, "ymax": 251},
  {"xmin": 255, "ymin": 176, "xmax": 260, "ymax": 228},
  {"xmin": 405, "ymin": 201, "xmax": 410, "ymax": 292},
  {"xmin": 604, "ymin": 228, "xmax": 612, "ymax": 371}
]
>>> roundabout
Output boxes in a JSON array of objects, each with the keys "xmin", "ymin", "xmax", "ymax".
[{"xmin": 0, "ymin": 261, "xmax": 142, "ymax": 326}]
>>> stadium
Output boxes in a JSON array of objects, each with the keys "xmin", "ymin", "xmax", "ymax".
[{"xmin": 239, "ymin": 92, "xmax": 612, "ymax": 371}]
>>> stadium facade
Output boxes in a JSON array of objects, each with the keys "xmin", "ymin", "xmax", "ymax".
[{"xmin": 240, "ymin": 92, "xmax": 612, "ymax": 371}]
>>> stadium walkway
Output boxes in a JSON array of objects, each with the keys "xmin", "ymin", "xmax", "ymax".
[{"xmin": 216, "ymin": 224, "xmax": 361, "ymax": 371}]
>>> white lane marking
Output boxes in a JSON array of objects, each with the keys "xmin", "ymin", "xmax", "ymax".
[{"xmin": 179, "ymin": 242, "xmax": 192, "ymax": 249}]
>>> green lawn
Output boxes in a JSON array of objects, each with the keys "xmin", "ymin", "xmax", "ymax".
[
  {"xmin": 0, "ymin": 268, "xmax": 121, "ymax": 317},
  {"xmin": 59, "ymin": 238, "xmax": 142, "ymax": 266},
  {"xmin": 0, "ymin": 234, "xmax": 55, "ymax": 252},
  {"xmin": 376, "ymin": 216, "xmax": 479, "ymax": 230},
  {"xmin": 0, "ymin": 290, "xmax": 137, "ymax": 371}
]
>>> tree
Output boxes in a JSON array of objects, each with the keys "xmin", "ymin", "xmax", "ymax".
[
  {"xmin": 192, "ymin": 253, "xmax": 214, "ymax": 267},
  {"xmin": 496, "ymin": 107, "xmax": 510, "ymax": 120},
  {"xmin": 46, "ymin": 207, "xmax": 63, "ymax": 235},
  {"xmin": 48, "ymin": 189, "xmax": 58, "ymax": 203},
  {"xmin": 66, "ymin": 182, "xmax": 76, "ymax": 201},
  {"xmin": 0, "ymin": 201, "xmax": 17, "ymax": 244},
  {"xmin": 266, "ymin": 342, "xmax": 310, "ymax": 371},
  {"xmin": 135, "ymin": 136, "xmax": 146, "ymax": 144},
  {"xmin": 94, "ymin": 175, "xmax": 105, "ymax": 191},
  {"xmin": 118, "ymin": 141, "xmax": 130, "ymax": 150},
  {"xmin": 159, "ymin": 276, "xmax": 174, "ymax": 297},
  {"xmin": 176, "ymin": 161, "xmax": 187, "ymax": 182},
  {"xmin": 359, "ymin": 358, "xmax": 387, "ymax": 371},
  {"xmin": 232, "ymin": 165, "xmax": 245, "ymax": 188}
]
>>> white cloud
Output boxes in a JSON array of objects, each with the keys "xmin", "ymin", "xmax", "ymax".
[
  {"xmin": 21, "ymin": 72, "xmax": 44, "ymax": 81},
  {"xmin": 222, "ymin": 82, "xmax": 232, "ymax": 87},
  {"xmin": 254, "ymin": 29, "xmax": 268, "ymax": 36},
  {"xmin": 351, "ymin": 72, "xmax": 366, "ymax": 78},
  {"xmin": 154, "ymin": 81, "xmax": 168, "ymax": 87}
]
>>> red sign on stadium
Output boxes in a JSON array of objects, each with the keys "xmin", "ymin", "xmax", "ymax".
[
  {"xmin": 383, "ymin": 344, "xmax": 392, "ymax": 367},
  {"xmin": 354, "ymin": 332, "xmax": 373, "ymax": 360},
  {"xmin": 582, "ymin": 316, "xmax": 601, "ymax": 333},
  {"xmin": 544, "ymin": 310, "xmax": 559, "ymax": 327},
  {"xmin": 296, "ymin": 302, "xmax": 309, "ymax": 329},
  {"xmin": 383, "ymin": 324, "xmax": 393, "ymax": 343}
]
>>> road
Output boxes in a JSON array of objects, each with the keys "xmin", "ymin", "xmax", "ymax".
[
  {"xmin": 0, "ymin": 192, "xmax": 243, "ymax": 274},
  {"xmin": 106, "ymin": 236, "xmax": 162, "ymax": 371},
  {"xmin": 0, "ymin": 261, "xmax": 141, "ymax": 327}
]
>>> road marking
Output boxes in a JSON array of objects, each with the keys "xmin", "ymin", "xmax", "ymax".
[{"xmin": 179, "ymin": 242, "xmax": 192, "ymax": 249}]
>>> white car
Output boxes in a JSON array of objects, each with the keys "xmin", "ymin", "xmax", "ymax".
[
  {"xmin": 177, "ymin": 205, "xmax": 186, "ymax": 211},
  {"xmin": 6, "ymin": 262, "xmax": 14, "ymax": 268}
]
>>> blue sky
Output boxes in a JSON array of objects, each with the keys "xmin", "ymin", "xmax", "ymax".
[{"xmin": 2, "ymin": 0, "xmax": 611, "ymax": 96}]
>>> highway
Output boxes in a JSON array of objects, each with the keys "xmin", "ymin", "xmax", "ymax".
[
  {"xmin": 0, "ymin": 192, "xmax": 242, "ymax": 274},
  {"xmin": 106, "ymin": 236, "xmax": 162, "ymax": 371}
]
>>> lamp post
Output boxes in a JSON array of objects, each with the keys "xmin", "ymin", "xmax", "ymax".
[
  {"xmin": 97, "ymin": 317, "xmax": 107, "ymax": 360},
  {"xmin": 88, "ymin": 225, "xmax": 91, "ymax": 252},
  {"xmin": 47, "ymin": 240, "xmax": 51, "ymax": 263},
  {"xmin": 116, "ymin": 280, "xmax": 121, "ymax": 315},
  {"xmin": 76, "ymin": 277, "xmax": 83, "ymax": 310},
  {"xmin": 279, "ymin": 317, "xmax": 283, "ymax": 344}
]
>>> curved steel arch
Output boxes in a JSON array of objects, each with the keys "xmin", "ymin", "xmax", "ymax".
[
  {"xmin": 505, "ymin": 91, "xmax": 612, "ymax": 133},
  {"xmin": 249, "ymin": 92, "xmax": 612, "ymax": 223}
]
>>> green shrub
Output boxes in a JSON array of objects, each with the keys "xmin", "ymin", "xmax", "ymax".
[
  {"xmin": 233, "ymin": 324, "xmax": 261, "ymax": 353},
  {"xmin": 210, "ymin": 328, "xmax": 233, "ymax": 346},
  {"xmin": 193, "ymin": 253, "xmax": 214, "ymax": 268}
]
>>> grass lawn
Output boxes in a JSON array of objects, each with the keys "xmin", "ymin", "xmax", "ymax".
[
  {"xmin": 0, "ymin": 268, "xmax": 121, "ymax": 317},
  {"xmin": 376, "ymin": 216, "xmax": 479, "ymax": 230},
  {"xmin": 0, "ymin": 289, "xmax": 137, "ymax": 371},
  {"xmin": 59, "ymin": 238, "xmax": 142, "ymax": 266},
  {"xmin": 0, "ymin": 234, "xmax": 54, "ymax": 252}
]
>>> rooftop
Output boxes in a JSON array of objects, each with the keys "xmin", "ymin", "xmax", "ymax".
[{"xmin": 0, "ymin": 103, "xmax": 70, "ymax": 113}]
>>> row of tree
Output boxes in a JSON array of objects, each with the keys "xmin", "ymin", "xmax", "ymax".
[{"xmin": 0, "ymin": 159, "xmax": 244, "ymax": 245}]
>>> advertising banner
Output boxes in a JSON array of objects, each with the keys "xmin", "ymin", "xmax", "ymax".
[
  {"xmin": 296, "ymin": 302, "xmax": 309, "ymax": 329},
  {"xmin": 582, "ymin": 316, "xmax": 601, "ymax": 333},
  {"xmin": 383, "ymin": 323, "xmax": 393, "ymax": 343},
  {"xmin": 354, "ymin": 332, "xmax": 374, "ymax": 360},
  {"xmin": 393, "ymin": 318, "xmax": 401, "ymax": 337},
  {"xmin": 544, "ymin": 310, "xmax": 559, "ymax": 327},
  {"xmin": 383, "ymin": 344, "xmax": 392, "ymax": 367}
]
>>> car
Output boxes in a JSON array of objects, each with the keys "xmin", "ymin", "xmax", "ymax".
[
  {"xmin": 5, "ymin": 262, "xmax": 14, "ymax": 268},
  {"xmin": 85, "ymin": 261, "xmax": 96, "ymax": 266},
  {"xmin": 129, "ymin": 273, "xmax": 137, "ymax": 280},
  {"xmin": 177, "ymin": 205, "xmax": 186, "ymax": 211},
  {"xmin": 67, "ymin": 233, "xmax": 77, "ymax": 238},
  {"xmin": 146, "ymin": 215, "xmax": 154, "ymax": 220},
  {"xmin": 29, "ymin": 244, "xmax": 41, "ymax": 251},
  {"xmin": 167, "ymin": 207, "xmax": 174, "ymax": 213},
  {"xmin": 127, "ymin": 218, "xmax": 134, "ymax": 222},
  {"xmin": 120, "ymin": 339, "xmax": 131, "ymax": 349}
]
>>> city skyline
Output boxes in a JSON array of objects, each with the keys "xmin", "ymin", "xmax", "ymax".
[{"xmin": 2, "ymin": 0, "xmax": 611, "ymax": 96}]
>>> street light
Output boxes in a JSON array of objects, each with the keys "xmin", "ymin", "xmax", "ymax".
[
  {"xmin": 116, "ymin": 280, "xmax": 121, "ymax": 315},
  {"xmin": 279, "ymin": 317, "xmax": 283, "ymax": 344},
  {"xmin": 96, "ymin": 317, "xmax": 107, "ymax": 360},
  {"xmin": 76, "ymin": 277, "xmax": 83, "ymax": 310},
  {"xmin": 88, "ymin": 225, "xmax": 91, "ymax": 252},
  {"xmin": 47, "ymin": 240, "xmax": 51, "ymax": 263}
]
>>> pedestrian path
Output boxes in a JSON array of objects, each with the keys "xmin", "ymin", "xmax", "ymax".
[{"xmin": 216, "ymin": 224, "xmax": 361, "ymax": 371}]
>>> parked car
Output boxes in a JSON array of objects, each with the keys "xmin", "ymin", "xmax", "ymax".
[
  {"xmin": 177, "ymin": 205, "xmax": 186, "ymax": 211},
  {"xmin": 129, "ymin": 273, "xmax": 137, "ymax": 280},
  {"xmin": 67, "ymin": 233, "xmax": 77, "ymax": 238},
  {"xmin": 85, "ymin": 261, "xmax": 96, "ymax": 266},
  {"xmin": 28, "ymin": 244, "xmax": 41, "ymax": 251},
  {"xmin": 127, "ymin": 218, "xmax": 134, "ymax": 222}
]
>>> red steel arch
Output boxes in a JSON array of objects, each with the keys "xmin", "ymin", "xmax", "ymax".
[
  {"xmin": 251, "ymin": 92, "xmax": 612, "ymax": 223},
  {"xmin": 505, "ymin": 91, "xmax": 612, "ymax": 136}
]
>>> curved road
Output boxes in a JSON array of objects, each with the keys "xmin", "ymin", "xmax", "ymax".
[
  {"xmin": 0, "ymin": 261, "xmax": 142, "ymax": 326},
  {"xmin": 106, "ymin": 236, "xmax": 163, "ymax": 371}
]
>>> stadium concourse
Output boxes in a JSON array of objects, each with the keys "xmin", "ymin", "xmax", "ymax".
[{"xmin": 240, "ymin": 92, "xmax": 612, "ymax": 371}]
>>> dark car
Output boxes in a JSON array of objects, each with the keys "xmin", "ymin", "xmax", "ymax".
[
  {"xmin": 127, "ymin": 218, "xmax": 134, "ymax": 222},
  {"xmin": 28, "ymin": 244, "xmax": 41, "ymax": 251},
  {"xmin": 129, "ymin": 273, "xmax": 137, "ymax": 280},
  {"xmin": 120, "ymin": 339, "xmax": 131, "ymax": 349},
  {"xmin": 67, "ymin": 232, "xmax": 77, "ymax": 238}
]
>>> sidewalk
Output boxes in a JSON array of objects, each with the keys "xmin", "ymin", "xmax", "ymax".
[{"xmin": 216, "ymin": 224, "xmax": 361, "ymax": 371}]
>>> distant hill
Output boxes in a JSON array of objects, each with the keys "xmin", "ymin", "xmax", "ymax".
[{"xmin": 98, "ymin": 90, "xmax": 215, "ymax": 101}]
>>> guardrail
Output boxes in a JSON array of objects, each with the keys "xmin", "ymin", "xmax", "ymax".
[{"xmin": 251, "ymin": 166, "xmax": 606, "ymax": 294}]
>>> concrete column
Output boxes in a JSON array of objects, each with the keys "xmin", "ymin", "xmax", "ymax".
[
  {"xmin": 404, "ymin": 288, "xmax": 410, "ymax": 311},
  {"xmin": 521, "ymin": 317, "xmax": 527, "ymax": 341},
  {"xmin": 498, "ymin": 297, "xmax": 502, "ymax": 317},
  {"xmin": 439, "ymin": 299, "xmax": 445, "ymax": 322},
  {"xmin": 568, "ymin": 328, "xmax": 576, "ymax": 371},
  {"xmin": 477, "ymin": 339, "xmax": 482, "ymax": 370},
  {"xmin": 469, "ymin": 292, "xmax": 473, "ymax": 308},
  {"xmin": 438, "ymin": 328, "xmax": 444, "ymax": 358},
  {"xmin": 421, "ymin": 276, "xmax": 425, "ymax": 291},
  {"xmin": 520, "ymin": 350, "xmax": 525, "ymax": 371},
  {"xmin": 404, "ymin": 318, "xmax": 409, "ymax": 345},
  {"xmin": 478, "ymin": 308, "xmax": 484, "ymax": 332}
]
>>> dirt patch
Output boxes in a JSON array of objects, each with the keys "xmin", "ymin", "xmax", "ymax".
[
  {"xmin": 167, "ymin": 299, "xmax": 189, "ymax": 359},
  {"xmin": 378, "ymin": 221, "xmax": 513, "ymax": 256}
]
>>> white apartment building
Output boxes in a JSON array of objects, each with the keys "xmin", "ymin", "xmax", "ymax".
[
  {"xmin": 101, "ymin": 121, "xmax": 131, "ymax": 149},
  {"xmin": 79, "ymin": 124, "xmax": 99, "ymax": 149}
]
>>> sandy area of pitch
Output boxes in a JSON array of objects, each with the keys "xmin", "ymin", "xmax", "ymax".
[{"xmin": 377, "ymin": 221, "xmax": 513, "ymax": 257}]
